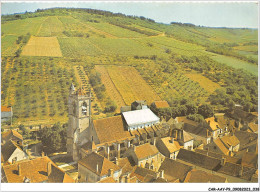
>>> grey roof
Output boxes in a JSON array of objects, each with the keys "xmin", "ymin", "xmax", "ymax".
[{"xmin": 122, "ymin": 108, "xmax": 160, "ymax": 127}]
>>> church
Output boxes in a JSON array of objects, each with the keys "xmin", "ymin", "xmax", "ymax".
[{"xmin": 66, "ymin": 84, "xmax": 172, "ymax": 161}]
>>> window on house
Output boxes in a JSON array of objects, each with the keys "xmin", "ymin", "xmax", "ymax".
[{"xmin": 82, "ymin": 102, "xmax": 87, "ymax": 115}]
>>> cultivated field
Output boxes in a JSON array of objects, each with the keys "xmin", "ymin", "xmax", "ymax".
[
  {"xmin": 22, "ymin": 36, "xmax": 63, "ymax": 57},
  {"xmin": 1, "ymin": 35, "xmax": 19, "ymax": 56},
  {"xmin": 102, "ymin": 66, "xmax": 161, "ymax": 105},
  {"xmin": 1, "ymin": 56, "xmax": 76, "ymax": 123},
  {"xmin": 211, "ymin": 54, "xmax": 258, "ymax": 76},
  {"xmin": 37, "ymin": 16, "xmax": 64, "ymax": 37},
  {"xmin": 96, "ymin": 65, "xmax": 126, "ymax": 112},
  {"xmin": 184, "ymin": 73, "xmax": 221, "ymax": 93}
]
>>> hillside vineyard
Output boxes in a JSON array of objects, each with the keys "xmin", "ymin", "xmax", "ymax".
[{"xmin": 1, "ymin": 8, "xmax": 258, "ymax": 184}]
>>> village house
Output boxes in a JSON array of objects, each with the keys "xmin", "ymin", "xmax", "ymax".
[
  {"xmin": 2, "ymin": 156, "xmax": 74, "ymax": 183},
  {"xmin": 1, "ymin": 106, "xmax": 12, "ymax": 123},
  {"xmin": 159, "ymin": 157, "xmax": 192, "ymax": 183},
  {"xmin": 1, "ymin": 140, "xmax": 28, "ymax": 165},
  {"xmin": 174, "ymin": 116, "xmax": 211, "ymax": 146},
  {"xmin": 205, "ymin": 135, "xmax": 240, "ymax": 156},
  {"xmin": 1, "ymin": 130, "xmax": 23, "ymax": 146},
  {"xmin": 129, "ymin": 166, "xmax": 159, "ymax": 183},
  {"xmin": 78, "ymin": 152, "xmax": 122, "ymax": 183},
  {"xmin": 123, "ymin": 143, "xmax": 164, "ymax": 172},
  {"xmin": 234, "ymin": 131, "xmax": 258, "ymax": 153},
  {"xmin": 205, "ymin": 117, "xmax": 221, "ymax": 139},
  {"xmin": 171, "ymin": 124, "xmax": 194, "ymax": 150},
  {"xmin": 156, "ymin": 136, "xmax": 182, "ymax": 160}
]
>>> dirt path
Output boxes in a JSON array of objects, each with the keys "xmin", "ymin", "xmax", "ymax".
[
  {"xmin": 36, "ymin": 16, "xmax": 49, "ymax": 36},
  {"xmin": 96, "ymin": 65, "xmax": 126, "ymax": 113}
]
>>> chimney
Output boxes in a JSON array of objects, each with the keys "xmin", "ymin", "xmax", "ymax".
[
  {"xmin": 206, "ymin": 147, "xmax": 209, "ymax": 156},
  {"xmin": 133, "ymin": 145, "xmax": 136, "ymax": 152},
  {"xmin": 96, "ymin": 163, "xmax": 99, "ymax": 173},
  {"xmin": 171, "ymin": 137, "xmax": 174, "ymax": 143},
  {"xmin": 208, "ymin": 120, "xmax": 210, "ymax": 125},
  {"xmin": 108, "ymin": 169, "xmax": 114, "ymax": 177},
  {"xmin": 47, "ymin": 162, "xmax": 52, "ymax": 176},
  {"xmin": 18, "ymin": 164, "xmax": 22, "ymax": 176},
  {"xmin": 221, "ymin": 157, "xmax": 226, "ymax": 166},
  {"xmin": 41, "ymin": 151, "xmax": 45, "ymax": 157},
  {"xmin": 160, "ymin": 170, "xmax": 164, "ymax": 179}
]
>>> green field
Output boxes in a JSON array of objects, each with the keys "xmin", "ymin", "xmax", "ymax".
[
  {"xmin": 1, "ymin": 35, "xmax": 19, "ymax": 56},
  {"xmin": 211, "ymin": 54, "xmax": 258, "ymax": 76},
  {"xmin": 2, "ymin": 17, "xmax": 46, "ymax": 36},
  {"xmin": 58, "ymin": 37, "xmax": 102, "ymax": 57},
  {"xmin": 37, "ymin": 16, "xmax": 64, "ymax": 36}
]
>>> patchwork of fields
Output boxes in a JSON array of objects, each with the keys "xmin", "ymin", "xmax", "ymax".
[
  {"xmin": 22, "ymin": 36, "xmax": 63, "ymax": 57},
  {"xmin": 1, "ymin": 10, "xmax": 258, "ymax": 124}
]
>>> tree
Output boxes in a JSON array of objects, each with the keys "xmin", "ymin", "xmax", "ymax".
[{"xmin": 198, "ymin": 104, "xmax": 214, "ymax": 118}]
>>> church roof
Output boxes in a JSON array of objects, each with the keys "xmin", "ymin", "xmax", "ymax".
[
  {"xmin": 93, "ymin": 115, "xmax": 132, "ymax": 144},
  {"xmin": 122, "ymin": 108, "xmax": 160, "ymax": 127}
]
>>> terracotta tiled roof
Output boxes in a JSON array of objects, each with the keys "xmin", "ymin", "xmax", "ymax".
[
  {"xmin": 159, "ymin": 157, "xmax": 192, "ymax": 182},
  {"xmin": 213, "ymin": 138, "xmax": 229, "ymax": 156},
  {"xmin": 152, "ymin": 101, "xmax": 170, "ymax": 108},
  {"xmin": 78, "ymin": 152, "xmax": 121, "ymax": 177},
  {"xmin": 241, "ymin": 152, "xmax": 258, "ymax": 169},
  {"xmin": 152, "ymin": 177, "xmax": 168, "ymax": 183},
  {"xmin": 98, "ymin": 177, "xmax": 116, "ymax": 183},
  {"xmin": 118, "ymin": 157, "xmax": 134, "ymax": 175},
  {"xmin": 1, "ymin": 140, "xmax": 24, "ymax": 162},
  {"xmin": 248, "ymin": 122, "xmax": 258, "ymax": 133},
  {"xmin": 93, "ymin": 115, "xmax": 132, "ymax": 144},
  {"xmin": 2, "ymin": 156, "xmax": 74, "ymax": 183},
  {"xmin": 177, "ymin": 149, "xmax": 221, "ymax": 171},
  {"xmin": 134, "ymin": 143, "xmax": 159, "ymax": 160},
  {"xmin": 234, "ymin": 131, "xmax": 257, "ymax": 149},
  {"xmin": 195, "ymin": 149, "xmax": 240, "ymax": 164},
  {"xmin": 205, "ymin": 117, "xmax": 220, "ymax": 131},
  {"xmin": 130, "ymin": 166, "xmax": 157, "ymax": 182},
  {"xmin": 1, "ymin": 106, "xmax": 11, "ymax": 112},
  {"xmin": 184, "ymin": 169, "xmax": 226, "ymax": 183},
  {"xmin": 160, "ymin": 137, "xmax": 182, "ymax": 153},
  {"xmin": 220, "ymin": 135, "xmax": 240, "ymax": 148},
  {"xmin": 48, "ymin": 164, "xmax": 75, "ymax": 183},
  {"xmin": 176, "ymin": 116, "xmax": 199, "ymax": 127},
  {"xmin": 182, "ymin": 130, "xmax": 194, "ymax": 143},
  {"xmin": 2, "ymin": 130, "xmax": 23, "ymax": 141}
]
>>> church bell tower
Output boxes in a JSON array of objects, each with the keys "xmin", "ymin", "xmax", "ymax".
[{"xmin": 67, "ymin": 83, "xmax": 91, "ymax": 161}]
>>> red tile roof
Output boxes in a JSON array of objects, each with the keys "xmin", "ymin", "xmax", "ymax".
[
  {"xmin": 152, "ymin": 101, "xmax": 170, "ymax": 108},
  {"xmin": 2, "ymin": 130, "xmax": 23, "ymax": 141},
  {"xmin": 78, "ymin": 152, "xmax": 121, "ymax": 177},
  {"xmin": 1, "ymin": 106, "xmax": 11, "ymax": 112},
  {"xmin": 134, "ymin": 143, "xmax": 159, "ymax": 160},
  {"xmin": 184, "ymin": 169, "xmax": 227, "ymax": 183},
  {"xmin": 2, "ymin": 156, "xmax": 74, "ymax": 183}
]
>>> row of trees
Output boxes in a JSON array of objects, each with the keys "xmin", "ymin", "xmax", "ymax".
[{"xmin": 109, "ymin": 21, "xmax": 158, "ymax": 36}]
